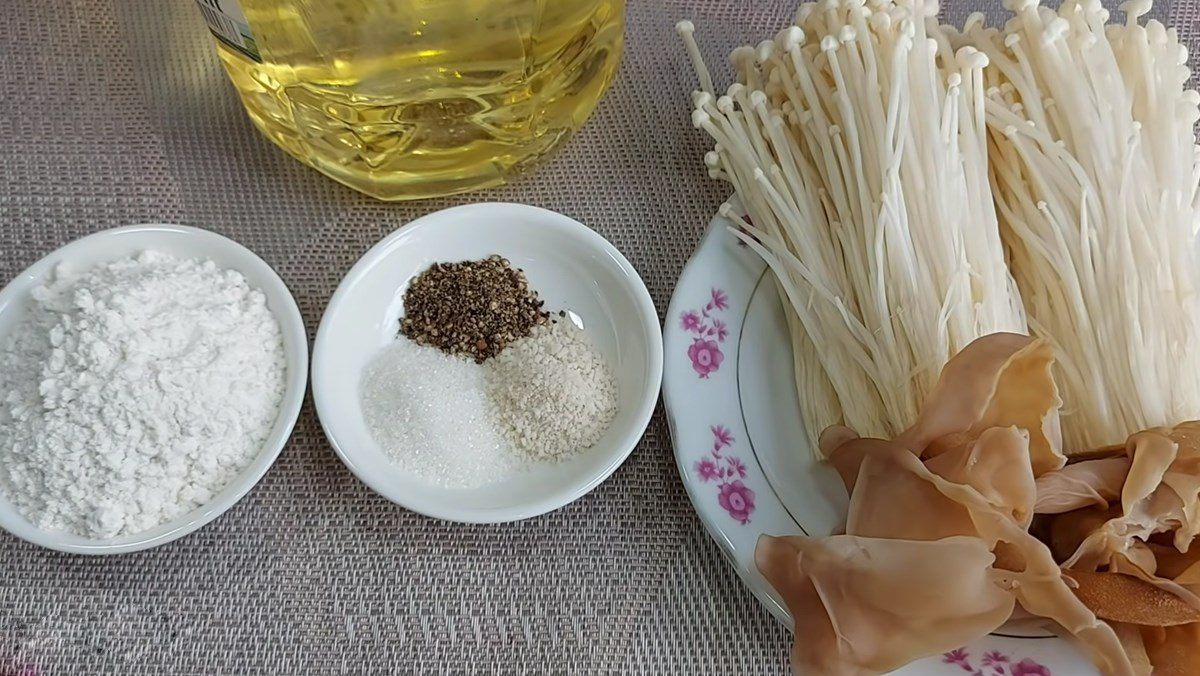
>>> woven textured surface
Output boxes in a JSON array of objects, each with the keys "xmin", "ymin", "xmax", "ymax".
[{"xmin": 0, "ymin": 0, "xmax": 1196, "ymax": 673}]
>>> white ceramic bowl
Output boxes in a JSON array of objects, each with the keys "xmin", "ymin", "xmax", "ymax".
[
  {"xmin": 0, "ymin": 224, "xmax": 308, "ymax": 554},
  {"xmin": 313, "ymin": 202, "xmax": 662, "ymax": 523}
]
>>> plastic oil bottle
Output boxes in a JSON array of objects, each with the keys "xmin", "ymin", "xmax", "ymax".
[{"xmin": 193, "ymin": 0, "xmax": 625, "ymax": 200}]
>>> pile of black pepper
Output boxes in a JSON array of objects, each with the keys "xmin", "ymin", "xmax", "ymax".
[{"xmin": 400, "ymin": 256, "xmax": 548, "ymax": 362}]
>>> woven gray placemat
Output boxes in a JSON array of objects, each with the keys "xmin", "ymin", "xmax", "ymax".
[{"xmin": 1, "ymin": 0, "xmax": 1195, "ymax": 673}]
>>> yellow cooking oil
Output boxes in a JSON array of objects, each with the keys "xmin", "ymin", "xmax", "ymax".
[{"xmin": 197, "ymin": 0, "xmax": 625, "ymax": 200}]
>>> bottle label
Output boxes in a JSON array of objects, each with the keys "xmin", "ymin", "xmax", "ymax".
[{"xmin": 194, "ymin": 0, "xmax": 261, "ymax": 62}]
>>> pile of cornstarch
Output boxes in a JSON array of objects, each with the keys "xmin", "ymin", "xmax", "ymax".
[
  {"xmin": 0, "ymin": 251, "xmax": 286, "ymax": 538},
  {"xmin": 361, "ymin": 258, "xmax": 619, "ymax": 488}
]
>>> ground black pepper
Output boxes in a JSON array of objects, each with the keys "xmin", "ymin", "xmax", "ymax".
[{"xmin": 401, "ymin": 256, "xmax": 548, "ymax": 362}]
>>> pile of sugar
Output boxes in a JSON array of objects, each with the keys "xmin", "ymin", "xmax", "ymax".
[
  {"xmin": 360, "ymin": 339, "xmax": 518, "ymax": 488},
  {"xmin": 361, "ymin": 319, "xmax": 619, "ymax": 487},
  {"xmin": 0, "ymin": 251, "xmax": 286, "ymax": 539}
]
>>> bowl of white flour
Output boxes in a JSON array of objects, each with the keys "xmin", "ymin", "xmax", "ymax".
[{"xmin": 0, "ymin": 224, "xmax": 307, "ymax": 554}]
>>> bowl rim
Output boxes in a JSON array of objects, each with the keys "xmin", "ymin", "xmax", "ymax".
[
  {"xmin": 312, "ymin": 201, "xmax": 663, "ymax": 523},
  {"xmin": 0, "ymin": 223, "xmax": 309, "ymax": 554}
]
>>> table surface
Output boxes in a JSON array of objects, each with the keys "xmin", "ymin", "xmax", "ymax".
[{"xmin": 2, "ymin": 0, "xmax": 1197, "ymax": 673}]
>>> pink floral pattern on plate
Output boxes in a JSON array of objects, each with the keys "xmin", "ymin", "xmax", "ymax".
[
  {"xmin": 693, "ymin": 425, "xmax": 756, "ymax": 524},
  {"xmin": 943, "ymin": 649, "xmax": 1050, "ymax": 676},
  {"xmin": 681, "ymin": 288, "xmax": 729, "ymax": 378}
]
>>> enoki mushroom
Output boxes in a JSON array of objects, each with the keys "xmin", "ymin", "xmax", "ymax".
[{"xmin": 677, "ymin": 0, "xmax": 1027, "ymax": 455}]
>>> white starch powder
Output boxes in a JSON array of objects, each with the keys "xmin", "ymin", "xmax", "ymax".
[{"xmin": 0, "ymin": 251, "xmax": 286, "ymax": 538}]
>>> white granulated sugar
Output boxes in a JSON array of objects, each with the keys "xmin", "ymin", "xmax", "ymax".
[
  {"xmin": 486, "ymin": 319, "xmax": 618, "ymax": 459},
  {"xmin": 361, "ymin": 338, "xmax": 521, "ymax": 488},
  {"xmin": 0, "ymin": 251, "xmax": 286, "ymax": 539}
]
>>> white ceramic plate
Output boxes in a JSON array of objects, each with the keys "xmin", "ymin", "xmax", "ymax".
[
  {"xmin": 0, "ymin": 224, "xmax": 309, "ymax": 554},
  {"xmin": 312, "ymin": 202, "xmax": 662, "ymax": 523},
  {"xmin": 662, "ymin": 205, "xmax": 1096, "ymax": 674}
]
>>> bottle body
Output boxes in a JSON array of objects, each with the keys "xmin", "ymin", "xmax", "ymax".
[{"xmin": 205, "ymin": 0, "xmax": 625, "ymax": 200}]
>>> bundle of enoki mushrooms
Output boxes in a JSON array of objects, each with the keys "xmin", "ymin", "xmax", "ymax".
[
  {"xmin": 754, "ymin": 333, "xmax": 1200, "ymax": 675},
  {"xmin": 678, "ymin": 0, "xmax": 1200, "ymax": 673},
  {"xmin": 678, "ymin": 0, "xmax": 1200, "ymax": 455},
  {"xmin": 678, "ymin": 2, "xmax": 1028, "ymax": 452},
  {"xmin": 964, "ymin": 0, "xmax": 1200, "ymax": 452}
]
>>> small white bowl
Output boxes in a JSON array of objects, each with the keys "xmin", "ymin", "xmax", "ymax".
[
  {"xmin": 0, "ymin": 224, "xmax": 308, "ymax": 554},
  {"xmin": 313, "ymin": 203, "xmax": 662, "ymax": 523}
]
